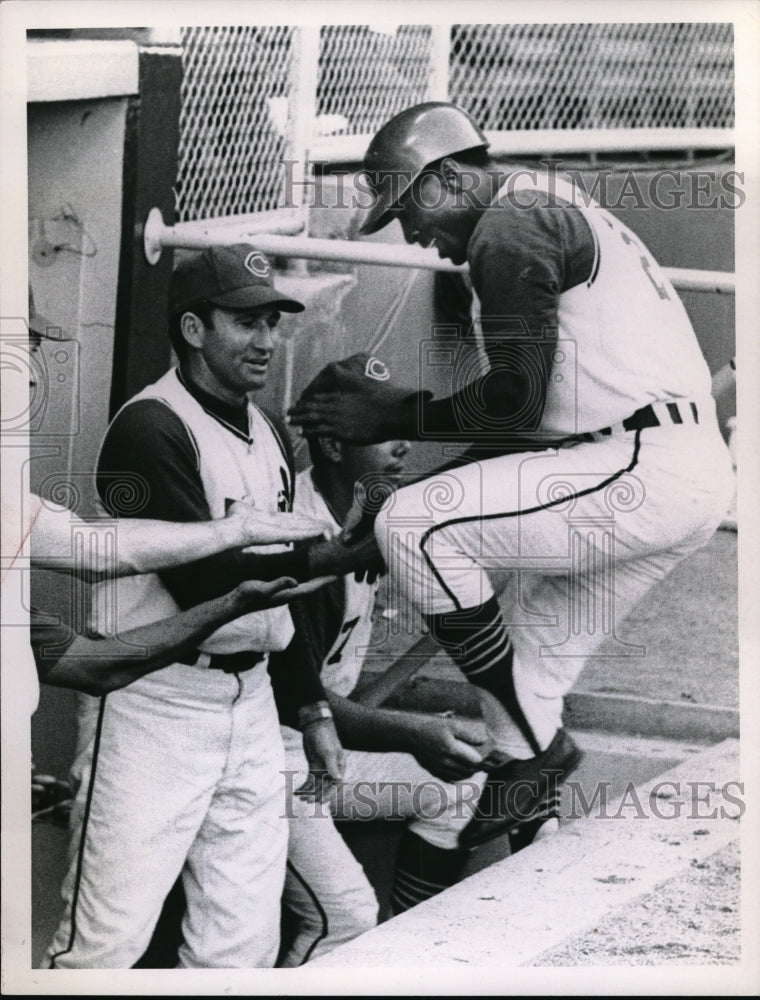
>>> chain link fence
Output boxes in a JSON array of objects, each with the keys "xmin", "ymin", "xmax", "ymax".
[
  {"xmin": 450, "ymin": 22, "xmax": 734, "ymax": 131},
  {"xmin": 177, "ymin": 25, "xmax": 294, "ymax": 220},
  {"xmin": 318, "ymin": 25, "xmax": 434, "ymax": 135},
  {"xmin": 176, "ymin": 22, "xmax": 734, "ymax": 222}
]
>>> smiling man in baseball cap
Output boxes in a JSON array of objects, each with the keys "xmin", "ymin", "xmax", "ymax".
[
  {"xmin": 45, "ymin": 244, "xmax": 387, "ymax": 970},
  {"xmin": 168, "ymin": 243, "xmax": 304, "ymax": 397}
]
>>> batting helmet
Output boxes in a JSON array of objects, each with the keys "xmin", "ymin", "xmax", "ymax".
[{"xmin": 359, "ymin": 102, "xmax": 489, "ymax": 236}]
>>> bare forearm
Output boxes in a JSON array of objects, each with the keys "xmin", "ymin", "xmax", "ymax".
[
  {"xmin": 38, "ymin": 590, "xmax": 246, "ymax": 696},
  {"xmin": 110, "ymin": 516, "xmax": 246, "ymax": 574},
  {"xmin": 110, "ymin": 513, "xmax": 327, "ymax": 575},
  {"xmin": 327, "ymin": 691, "xmax": 418, "ymax": 754},
  {"xmin": 32, "ymin": 503, "xmax": 252, "ymax": 578},
  {"xmin": 328, "ymin": 691, "xmax": 487, "ymax": 780}
]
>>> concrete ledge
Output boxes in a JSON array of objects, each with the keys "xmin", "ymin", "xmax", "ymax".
[
  {"xmin": 27, "ymin": 39, "xmax": 140, "ymax": 102},
  {"xmin": 376, "ymin": 674, "xmax": 739, "ymax": 743},
  {"xmin": 307, "ymin": 739, "xmax": 741, "ymax": 968},
  {"xmin": 564, "ymin": 690, "xmax": 739, "ymax": 742}
]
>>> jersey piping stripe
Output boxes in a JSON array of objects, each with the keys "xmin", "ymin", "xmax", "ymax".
[
  {"xmin": 493, "ymin": 645, "xmax": 541, "ymax": 757},
  {"xmin": 178, "ymin": 366, "xmax": 296, "ymax": 508},
  {"xmin": 285, "ymin": 859, "xmax": 329, "ymax": 965},
  {"xmin": 48, "ymin": 695, "xmax": 109, "ymax": 968},
  {"xmin": 418, "ymin": 428, "xmax": 643, "ymax": 613},
  {"xmin": 96, "ymin": 394, "xmax": 203, "ymax": 486},
  {"xmin": 586, "ymin": 218, "xmax": 601, "ymax": 287},
  {"xmin": 151, "ymin": 394, "xmax": 204, "ymax": 472}
]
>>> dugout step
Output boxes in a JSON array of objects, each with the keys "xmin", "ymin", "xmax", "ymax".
[
  {"xmin": 304, "ymin": 737, "xmax": 741, "ymax": 971},
  {"xmin": 30, "ymin": 728, "xmax": 727, "ymax": 969}
]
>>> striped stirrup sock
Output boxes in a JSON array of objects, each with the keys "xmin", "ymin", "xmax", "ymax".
[
  {"xmin": 423, "ymin": 596, "xmax": 541, "ymax": 756},
  {"xmin": 390, "ymin": 830, "xmax": 470, "ymax": 915}
]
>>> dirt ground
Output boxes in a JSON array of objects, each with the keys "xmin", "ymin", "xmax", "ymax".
[
  {"xmin": 534, "ymin": 840, "xmax": 741, "ymax": 966},
  {"xmin": 577, "ymin": 529, "xmax": 739, "ymax": 709}
]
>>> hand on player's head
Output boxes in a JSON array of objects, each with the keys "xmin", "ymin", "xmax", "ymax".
[
  {"xmin": 288, "ymin": 353, "xmax": 390, "ymax": 441},
  {"xmin": 288, "ymin": 352, "xmax": 430, "ymax": 443}
]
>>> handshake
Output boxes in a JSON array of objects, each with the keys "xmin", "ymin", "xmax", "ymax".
[
  {"xmin": 226, "ymin": 489, "xmax": 389, "ymax": 586},
  {"xmin": 305, "ymin": 485, "xmax": 392, "ymax": 585}
]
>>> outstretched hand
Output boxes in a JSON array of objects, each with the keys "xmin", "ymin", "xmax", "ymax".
[
  {"xmin": 225, "ymin": 500, "xmax": 330, "ymax": 549},
  {"xmin": 232, "ymin": 575, "xmax": 336, "ymax": 614}
]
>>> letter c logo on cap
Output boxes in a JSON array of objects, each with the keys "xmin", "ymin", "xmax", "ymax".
[
  {"xmin": 244, "ymin": 251, "xmax": 271, "ymax": 278},
  {"xmin": 364, "ymin": 356, "xmax": 390, "ymax": 382}
]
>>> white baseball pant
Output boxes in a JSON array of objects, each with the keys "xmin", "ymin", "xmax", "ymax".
[
  {"xmin": 278, "ymin": 725, "xmax": 486, "ymax": 967},
  {"xmin": 46, "ymin": 661, "xmax": 288, "ymax": 969},
  {"xmin": 374, "ymin": 420, "xmax": 734, "ymax": 759}
]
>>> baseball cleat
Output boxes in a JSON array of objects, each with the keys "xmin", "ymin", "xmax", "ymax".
[
  {"xmin": 507, "ymin": 790, "xmax": 561, "ymax": 854},
  {"xmin": 459, "ymin": 728, "xmax": 583, "ymax": 849}
]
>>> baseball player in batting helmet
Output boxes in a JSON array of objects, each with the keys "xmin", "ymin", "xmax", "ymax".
[
  {"xmin": 289, "ymin": 102, "xmax": 734, "ymax": 850},
  {"xmin": 359, "ymin": 101, "xmax": 489, "ymax": 242}
]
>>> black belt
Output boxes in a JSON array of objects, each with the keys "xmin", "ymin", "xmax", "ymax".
[
  {"xmin": 573, "ymin": 400, "xmax": 699, "ymax": 443},
  {"xmin": 177, "ymin": 650, "xmax": 266, "ymax": 673}
]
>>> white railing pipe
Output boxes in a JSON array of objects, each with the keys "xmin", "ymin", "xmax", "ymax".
[{"xmin": 143, "ymin": 208, "xmax": 735, "ymax": 294}]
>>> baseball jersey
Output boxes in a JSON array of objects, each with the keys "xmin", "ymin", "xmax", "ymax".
[
  {"xmin": 91, "ymin": 367, "xmax": 295, "ymax": 653},
  {"xmin": 269, "ymin": 468, "xmax": 377, "ymax": 706},
  {"xmin": 467, "ymin": 172, "xmax": 714, "ymax": 437}
]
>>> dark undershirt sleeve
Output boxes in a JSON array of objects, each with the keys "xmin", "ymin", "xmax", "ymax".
[
  {"xmin": 268, "ymin": 576, "xmax": 345, "ymax": 727},
  {"xmin": 96, "ymin": 399, "xmax": 310, "ymax": 609},
  {"xmin": 470, "ymin": 198, "xmax": 564, "ymax": 339},
  {"xmin": 417, "ymin": 197, "xmax": 594, "ymax": 440}
]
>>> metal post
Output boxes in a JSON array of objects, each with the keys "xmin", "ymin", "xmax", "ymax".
[
  {"xmin": 285, "ymin": 24, "xmax": 321, "ymax": 248},
  {"xmin": 279, "ymin": 25, "xmax": 320, "ymax": 412},
  {"xmin": 428, "ymin": 24, "xmax": 451, "ymax": 102}
]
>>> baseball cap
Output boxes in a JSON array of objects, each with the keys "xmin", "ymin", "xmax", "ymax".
[
  {"xmin": 299, "ymin": 353, "xmax": 394, "ymax": 402},
  {"xmin": 170, "ymin": 244, "xmax": 305, "ymax": 316},
  {"xmin": 297, "ymin": 352, "xmax": 432, "ymax": 441}
]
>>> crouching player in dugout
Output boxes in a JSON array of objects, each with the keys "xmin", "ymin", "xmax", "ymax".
[{"xmin": 273, "ymin": 356, "xmax": 560, "ymax": 967}]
